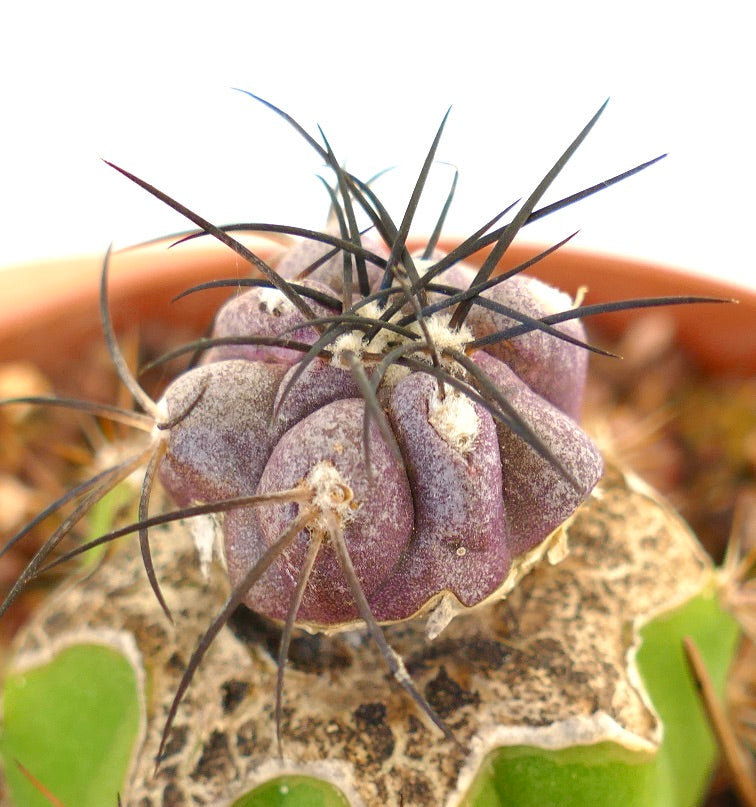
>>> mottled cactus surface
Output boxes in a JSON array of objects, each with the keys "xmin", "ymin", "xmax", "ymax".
[{"xmin": 1, "ymin": 94, "xmax": 721, "ymax": 757}]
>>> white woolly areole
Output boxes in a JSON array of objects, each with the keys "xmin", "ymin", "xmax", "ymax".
[
  {"xmin": 409, "ymin": 312, "xmax": 473, "ymax": 373},
  {"xmin": 306, "ymin": 460, "xmax": 358, "ymax": 530},
  {"xmin": 329, "ymin": 300, "xmax": 405, "ymax": 368},
  {"xmin": 573, "ymin": 284, "xmax": 588, "ymax": 307},
  {"xmin": 355, "ymin": 300, "xmax": 386, "ymax": 327},
  {"xmin": 360, "ymin": 300, "xmax": 403, "ymax": 357},
  {"xmin": 154, "ymin": 394, "xmax": 170, "ymax": 424},
  {"xmin": 329, "ymin": 330, "xmax": 367, "ymax": 368},
  {"xmin": 258, "ymin": 286, "xmax": 294, "ymax": 316},
  {"xmin": 188, "ymin": 513, "xmax": 224, "ymax": 580},
  {"xmin": 329, "ymin": 308, "xmax": 473, "ymax": 382},
  {"xmin": 147, "ymin": 395, "xmax": 171, "ymax": 445},
  {"xmin": 428, "ymin": 385, "xmax": 480, "ymax": 455}
]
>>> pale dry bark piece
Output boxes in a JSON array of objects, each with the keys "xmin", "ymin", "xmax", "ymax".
[{"xmin": 9, "ymin": 463, "xmax": 713, "ymax": 806}]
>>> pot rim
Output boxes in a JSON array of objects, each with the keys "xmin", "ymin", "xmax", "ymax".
[{"xmin": 0, "ymin": 236, "xmax": 753, "ymax": 376}]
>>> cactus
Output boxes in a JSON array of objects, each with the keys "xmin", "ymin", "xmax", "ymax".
[{"xmin": 0, "ymin": 95, "xmax": 738, "ymax": 806}]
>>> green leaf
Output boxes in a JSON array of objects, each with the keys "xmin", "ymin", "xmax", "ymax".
[
  {"xmin": 637, "ymin": 588, "xmax": 740, "ymax": 806},
  {"xmin": 463, "ymin": 588, "xmax": 740, "ymax": 807},
  {"xmin": 0, "ymin": 643, "xmax": 141, "ymax": 807},
  {"xmin": 229, "ymin": 775, "xmax": 351, "ymax": 807},
  {"xmin": 82, "ymin": 481, "xmax": 138, "ymax": 568},
  {"xmin": 466, "ymin": 742, "xmax": 658, "ymax": 807}
]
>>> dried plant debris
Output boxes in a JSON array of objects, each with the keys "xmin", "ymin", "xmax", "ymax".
[{"xmin": 585, "ymin": 314, "xmax": 756, "ymax": 564}]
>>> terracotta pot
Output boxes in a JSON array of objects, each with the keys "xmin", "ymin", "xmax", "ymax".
[{"xmin": 1, "ymin": 238, "xmax": 753, "ymax": 381}]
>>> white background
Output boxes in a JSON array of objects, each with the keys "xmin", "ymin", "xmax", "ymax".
[{"xmin": 1, "ymin": 2, "xmax": 753, "ymax": 290}]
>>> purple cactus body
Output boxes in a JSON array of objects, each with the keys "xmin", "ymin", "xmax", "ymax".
[
  {"xmin": 156, "ymin": 242, "xmax": 603, "ymax": 629},
  {"xmin": 473, "ymin": 350, "xmax": 603, "ymax": 557},
  {"xmin": 203, "ymin": 278, "xmax": 337, "ymax": 365},
  {"xmin": 443, "ymin": 265, "xmax": 589, "ymax": 419},
  {"xmin": 158, "ymin": 360, "xmax": 287, "ymax": 507},
  {"xmin": 274, "ymin": 233, "xmax": 389, "ymax": 294},
  {"xmin": 271, "ymin": 359, "xmax": 362, "ymax": 440},
  {"xmin": 367, "ymin": 370, "xmax": 510, "ymax": 620},
  {"xmin": 225, "ymin": 398, "xmax": 414, "ymax": 624}
]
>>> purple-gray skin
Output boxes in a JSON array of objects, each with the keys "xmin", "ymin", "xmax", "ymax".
[
  {"xmin": 203, "ymin": 278, "xmax": 336, "ymax": 366},
  {"xmin": 158, "ymin": 360, "xmax": 287, "ymax": 508},
  {"xmin": 271, "ymin": 359, "xmax": 362, "ymax": 440},
  {"xmin": 440, "ymin": 264, "xmax": 589, "ymax": 419},
  {"xmin": 473, "ymin": 350, "xmax": 603, "ymax": 557},
  {"xmin": 369, "ymin": 370, "xmax": 510, "ymax": 620},
  {"xmin": 157, "ymin": 244, "xmax": 603, "ymax": 629},
  {"xmin": 274, "ymin": 232, "xmax": 389, "ymax": 295},
  {"xmin": 226, "ymin": 398, "xmax": 414, "ymax": 625}
]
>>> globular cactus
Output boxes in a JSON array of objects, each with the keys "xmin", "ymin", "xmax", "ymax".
[
  {"xmin": 0, "ymin": 93, "xmax": 725, "ymax": 776},
  {"xmin": 159, "ymin": 246, "xmax": 603, "ymax": 628}
]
